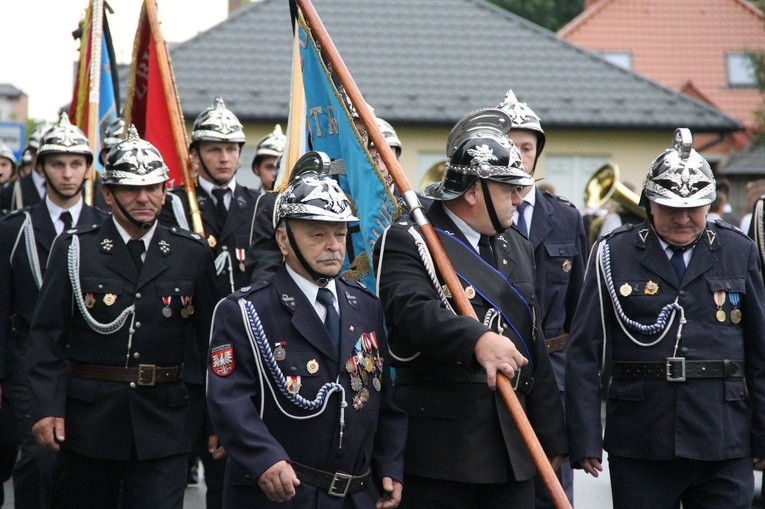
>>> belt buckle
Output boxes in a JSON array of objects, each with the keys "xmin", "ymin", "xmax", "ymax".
[
  {"xmin": 665, "ymin": 357, "xmax": 686, "ymax": 382},
  {"xmin": 328, "ymin": 472, "xmax": 352, "ymax": 498},
  {"xmin": 137, "ymin": 364, "xmax": 157, "ymax": 386},
  {"xmin": 512, "ymin": 368, "xmax": 522, "ymax": 391}
]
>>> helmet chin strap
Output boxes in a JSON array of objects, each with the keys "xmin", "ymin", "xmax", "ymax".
[
  {"xmin": 195, "ymin": 147, "xmax": 240, "ymax": 188},
  {"xmin": 285, "ymin": 221, "xmax": 338, "ymax": 286},
  {"xmin": 479, "ymin": 179, "xmax": 506, "ymax": 235},
  {"xmin": 112, "ymin": 192, "xmax": 157, "ymax": 230}
]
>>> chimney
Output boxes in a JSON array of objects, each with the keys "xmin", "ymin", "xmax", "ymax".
[{"xmin": 228, "ymin": 0, "xmax": 251, "ymax": 15}]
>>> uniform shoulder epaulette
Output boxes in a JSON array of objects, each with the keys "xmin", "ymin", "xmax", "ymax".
[
  {"xmin": 0, "ymin": 208, "xmax": 27, "ymax": 223},
  {"xmin": 63, "ymin": 223, "xmax": 100, "ymax": 237},
  {"xmin": 711, "ymin": 219, "xmax": 747, "ymax": 238},
  {"xmin": 392, "ymin": 216, "xmax": 415, "ymax": 228},
  {"xmin": 232, "ymin": 280, "xmax": 270, "ymax": 298},
  {"xmin": 601, "ymin": 222, "xmax": 635, "ymax": 240},
  {"xmin": 168, "ymin": 226, "xmax": 207, "ymax": 245},
  {"xmin": 339, "ymin": 276, "xmax": 376, "ymax": 297}
]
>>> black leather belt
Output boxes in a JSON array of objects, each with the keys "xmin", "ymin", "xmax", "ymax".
[
  {"xmin": 68, "ymin": 362, "xmax": 182, "ymax": 386},
  {"xmin": 394, "ymin": 367, "xmax": 535, "ymax": 395},
  {"xmin": 545, "ymin": 334, "xmax": 570, "ymax": 354},
  {"xmin": 613, "ymin": 359, "xmax": 745, "ymax": 382},
  {"xmin": 291, "ymin": 462, "xmax": 370, "ymax": 498}
]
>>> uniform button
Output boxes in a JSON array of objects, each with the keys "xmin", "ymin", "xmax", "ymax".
[
  {"xmin": 129, "ymin": 382, "xmax": 137, "ymax": 389},
  {"xmin": 98, "ymin": 284, "xmax": 104, "ymax": 289},
  {"xmin": 679, "ymin": 291, "xmax": 686, "ymax": 296},
  {"xmin": 222, "ymin": 246, "xmax": 229, "ymax": 251},
  {"xmin": 135, "ymin": 292, "xmax": 142, "ymax": 299},
  {"xmin": 681, "ymin": 347, "xmax": 688, "ymax": 354},
  {"xmin": 133, "ymin": 352, "xmax": 140, "ymax": 359},
  {"xmin": 726, "ymin": 283, "xmax": 732, "ymax": 290},
  {"xmin": 174, "ymin": 288, "xmax": 180, "ymax": 293},
  {"xmin": 135, "ymin": 322, "xmax": 142, "ymax": 328},
  {"xmin": 559, "ymin": 248, "xmax": 564, "ymax": 255}
]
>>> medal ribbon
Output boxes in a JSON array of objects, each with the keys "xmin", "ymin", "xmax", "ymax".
[{"xmin": 162, "ymin": 296, "xmax": 172, "ymax": 307}]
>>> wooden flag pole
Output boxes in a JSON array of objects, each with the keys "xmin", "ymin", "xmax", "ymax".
[
  {"xmin": 143, "ymin": 0, "xmax": 204, "ymax": 236},
  {"xmin": 295, "ymin": 1, "xmax": 571, "ymax": 507},
  {"xmin": 84, "ymin": 0, "xmax": 104, "ymax": 206}
]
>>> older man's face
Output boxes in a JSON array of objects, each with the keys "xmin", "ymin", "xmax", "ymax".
[{"xmin": 650, "ymin": 202, "xmax": 708, "ymax": 247}]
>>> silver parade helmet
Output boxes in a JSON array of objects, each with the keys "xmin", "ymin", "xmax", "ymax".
[{"xmin": 102, "ymin": 125, "xmax": 169, "ymax": 186}]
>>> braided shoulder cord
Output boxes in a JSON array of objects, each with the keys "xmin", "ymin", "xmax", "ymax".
[
  {"xmin": 239, "ymin": 298, "xmax": 345, "ymax": 417},
  {"xmin": 597, "ymin": 241, "xmax": 684, "ymax": 347},
  {"xmin": 214, "ymin": 250, "xmax": 235, "ymax": 293},
  {"xmin": 67, "ymin": 235, "xmax": 136, "ymax": 335},
  {"xmin": 407, "ymin": 226, "xmax": 453, "ymax": 312},
  {"xmin": 169, "ymin": 193, "xmax": 190, "ymax": 231},
  {"xmin": 21, "ymin": 212, "xmax": 44, "ymax": 289}
]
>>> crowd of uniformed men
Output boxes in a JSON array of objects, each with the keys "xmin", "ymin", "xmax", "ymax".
[{"xmin": 0, "ymin": 87, "xmax": 763, "ymax": 509}]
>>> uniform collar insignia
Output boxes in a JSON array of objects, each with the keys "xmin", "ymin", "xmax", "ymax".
[
  {"xmin": 344, "ymin": 290, "xmax": 358, "ymax": 308},
  {"xmin": 638, "ymin": 228, "xmax": 650, "ymax": 244},
  {"xmin": 236, "ymin": 194, "xmax": 247, "ymax": 209},
  {"xmin": 158, "ymin": 240, "xmax": 171, "ymax": 255},
  {"xmin": 100, "ymin": 238, "xmax": 113, "ymax": 252},
  {"xmin": 705, "ymin": 229, "xmax": 717, "ymax": 247},
  {"xmin": 197, "ymin": 194, "xmax": 208, "ymax": 207},
  {"xmin": 281, "ymin": 293, "xmax": 296, "ymax": 310},
  {"xmin": 443, "ymin": 229, "xmax": 455, "ymax": 236}
]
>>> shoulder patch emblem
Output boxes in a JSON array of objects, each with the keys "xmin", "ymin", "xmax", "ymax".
[{"xmin": 210, "ymin": 344, "xmax": 235, "ymax": 377}]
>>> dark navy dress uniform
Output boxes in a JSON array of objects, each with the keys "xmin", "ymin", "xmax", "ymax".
[
  {"xmin": 207, "ymin": 265, "xmax": 407, "ymax": 509},
  {"xmin": 373, "ymin": 201, "xmax": 566, "ymax": 508},
  {"xmin": 0, "ymin": 201, "xmax": 107, "ymax": 509},
  {"xmin": 26, "ymin": 218, "xmax": 218, "ymax": 508},
  {"xmin": 566, "ymin": 220, "xmax": 765, "ymax": 508},
  {"xmin": 160, "ymin": 181, "xmax": 260, "ymax": 297},
  {"xmin": 524, "ymin": 188, "xmax": 586, "ymax": 507}
]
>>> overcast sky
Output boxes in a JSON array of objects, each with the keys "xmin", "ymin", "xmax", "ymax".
[{"xmin": 1, "ymin": 0, "xmax": 228, "ymax": 121}]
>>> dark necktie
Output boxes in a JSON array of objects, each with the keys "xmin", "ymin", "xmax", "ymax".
[
  {"xmin": 478, "ymin": 235, "xmax": 496, "ymax": 268},
  {"xmin": 317, "ymin": 288, "xmax": 341, "ymax": 352},
  {"xmin": 669, "ymin": 246, "xmax": 687, "ymax": 282},
  {"xmin": 59, "ymin": 211, "xmax": 72, "ymax": 232},
  {"xmin": 127, "ymin": 239, "xmax": 145, "ymax": 273},
  {"xmin": 515, "ymin": 201, "xmax": 529, "ymax": 237},
  {"xmin": 212, "ymin": 188, "xmax": 229, "ymax": 231}
]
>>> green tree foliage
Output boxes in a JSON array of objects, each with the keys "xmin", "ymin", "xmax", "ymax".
[{"xmin": 487, "ymin": 0, "xmax": 585, "ymax": 32}]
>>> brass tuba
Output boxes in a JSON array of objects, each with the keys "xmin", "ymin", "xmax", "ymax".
[
  {"xmin": 419, "ymin": 160, "xmax": 446, "ymax": 192},
  {"xmin": 584, "ymin": 162, "xmax": 645, "ymax": 220}
]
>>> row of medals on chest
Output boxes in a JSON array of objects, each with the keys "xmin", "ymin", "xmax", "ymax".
[
  {"xmin": 619, "ymin": 282, "xmax": 741, "ymax": 324},
  {"xmin": 83, "ymin": 293, "xmax": 195, "ymax": 319}
]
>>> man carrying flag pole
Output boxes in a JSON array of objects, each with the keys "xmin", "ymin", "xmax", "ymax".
[{"xmin": 291, "ymin": 0, "xmax": 571, "ymax": 507}]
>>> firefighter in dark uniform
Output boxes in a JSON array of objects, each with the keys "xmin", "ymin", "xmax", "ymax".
[
  {"xmin": 27, "ymin": 126, "xmax": 218, "ymax": 508},
  {"xmin": 250, "ymin": 124, "xmax": 286, "ymax": 194},
  {"xmin": 207, "ymin": 154, "xmax": 407, "ymax": 508},
  {"xmin": 746, "ymin": 174, "xmax": 765, "ymax": 504},
  {"xmin": 159, "ymin": 96, "xmax": 260, "ymax": 505},
  {"xmin": 160, "ymin": 96, "xmax": 260, "ymax": 296},
  {"xmin": 90, "ymin": 116, "xmax": 126, "ymax": 213},
  {"xmin": 1, "ymin": 122, "xmax": 54, "ymax": 211},
  {"xmin": 496, "ymin": 89, "xmax": 586, "ymax": 507},
  {"xmin": 373, "ymin": 109, "xmax": 567, "ymax": 509},
  {"xmin": 0, "ymin": 113, "xmax": 109, "ymax": 509},
  {"xmin": 566, "ymin": 129, "xmax": 765, "ymax": 509},
  {"xmin": 0, "ymin": 142, "xmax": 15, "ymax": 217}
]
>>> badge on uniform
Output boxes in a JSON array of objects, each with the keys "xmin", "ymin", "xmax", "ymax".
[
  {"xmin": 619, "ymin": 283, "xmax": 632, "ymax": 297},
  {"xmin": 162, "ymin": 296, "xmax": 173, "ymax": 318},
  {"xmin": 159, "ymin": 240, "xmax": 170, "ymax": 255},
  {"xmin": 211, "ymin": 344, "xmax": 235, "ymax": 377},
  {"xmin": 561, "ymin": 259, "xmax": 572, "ymax": 273},
  {"xmin": 729, "ymin": 292, "xmax": 742, "ymax": 324},
  {"xmin": 180, "ymin": 296, "xmax": 194, "ymax": 318},
  {"xmin": 286, "ymin": 375, "xmax": 302, "ymax": 395},
  {"xmin": 306, "ymin": 359, "xmax": 319, "ymax": 374},
  {"xmin": 464, "ymin": 286, "xmax": 476, "ymax": 299},
  {"xmin": 103, "ymin": 293, "xmax": 117, "ymax": 306},
  {"xmin": 714, "ymin": 290, "xmax": 726, "ymax": 322},
  {"xmin": 274, "ymin": 342, "xmax": 286, "ymax": 361},
  {"xmin": 281, "ymin": 294, "xmax": 296, "ymax": 310},
  {"xmin": 207, "ymin": 235, "xmax": 217, "ymax": 248},
  {"xmin": 644, "ymin": 281, "xmax": 659, "ymax": 295},
  {"xmin": 100, "ymin": 238, "xmax": 113, "ymax": 252},
  {"xmin": 236, "ymin": 248, "xmax": 246, "ymax": 272},
  {"xmin": 84, "ymin": 293, "xmax": 96, "ymax": 308}
]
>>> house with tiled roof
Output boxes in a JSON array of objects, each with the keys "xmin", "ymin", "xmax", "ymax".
[
  {"xmin": 559, "ymin": 0, "xmax": 765, "ymax": 154},
  {"xmin": 159, "ymin": 0, "xmax": 742, "ymax": 205}
]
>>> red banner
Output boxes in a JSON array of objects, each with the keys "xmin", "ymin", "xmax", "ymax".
[{"xmin": 123, "ymin": 1, "xmax": 188, "ymax": 188}]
